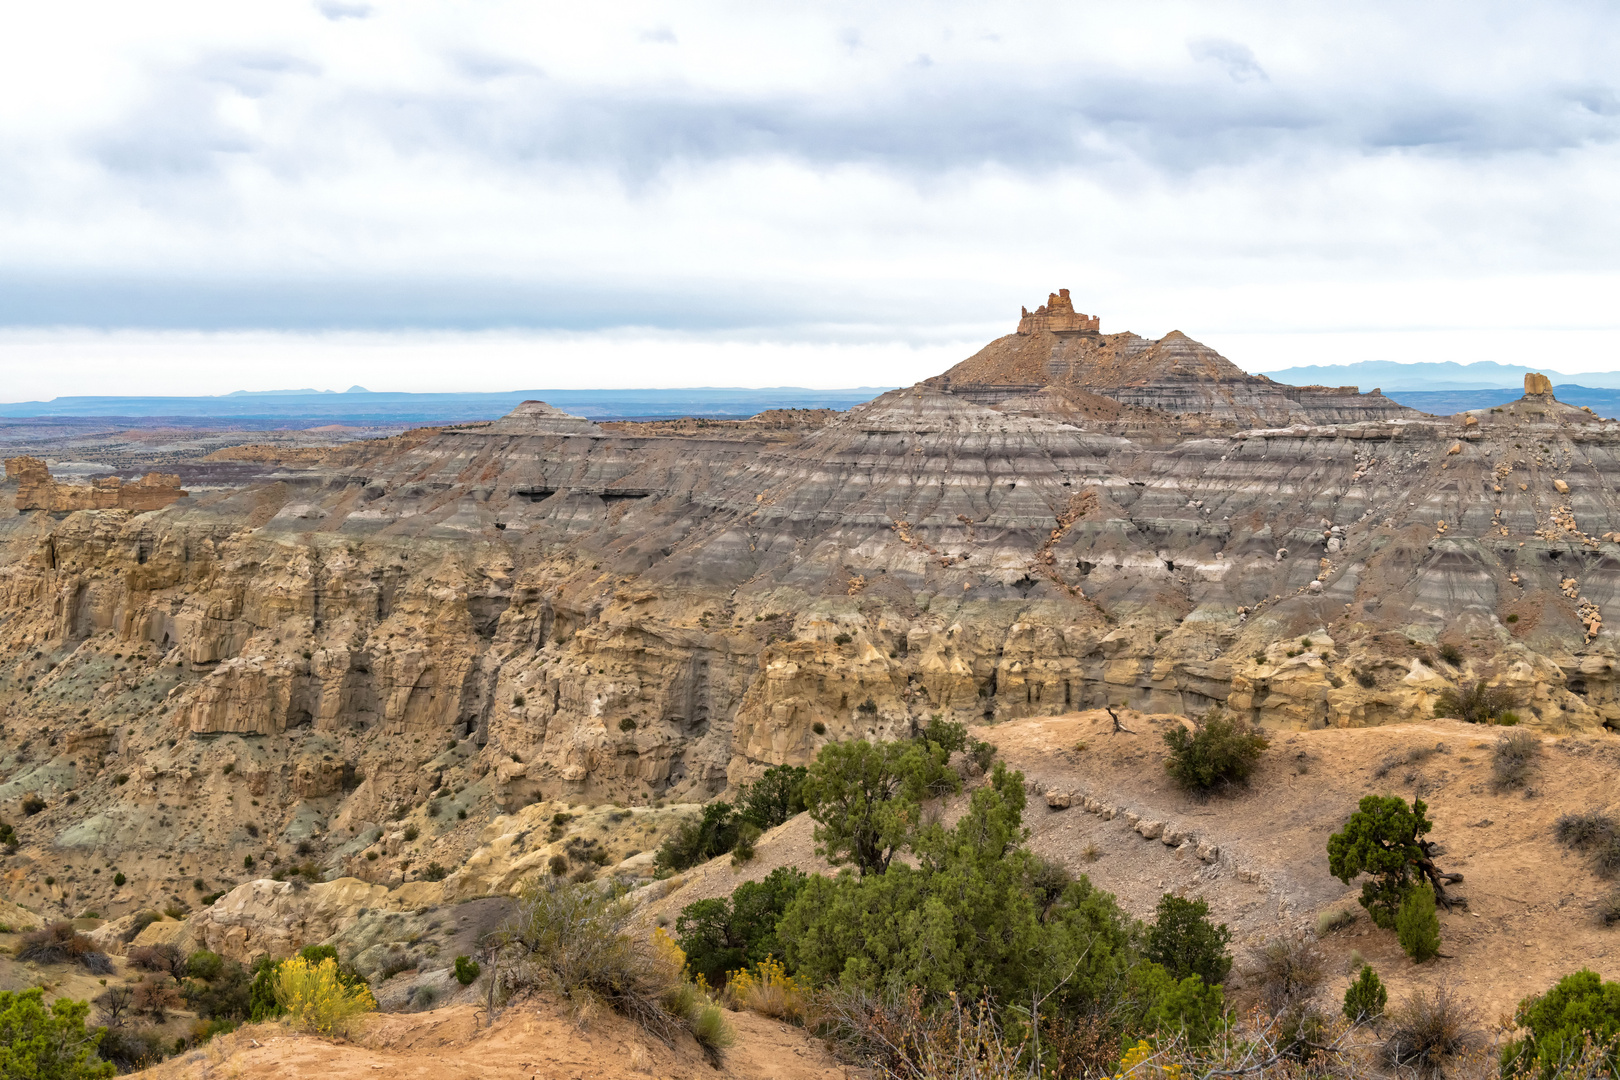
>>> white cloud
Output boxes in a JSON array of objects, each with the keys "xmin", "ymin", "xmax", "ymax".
[{"xmin": 0, "ymin": 1, "xmax": 1618, "ymax": 394}]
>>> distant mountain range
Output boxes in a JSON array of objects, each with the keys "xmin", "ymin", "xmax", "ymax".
[
  {"xmin": 0, "ymin": 387, "xmax": 893, "ymax": 425},
  {"xmin": 1376, "ymin": 385, "xmax": 1620, "ymax": 418},
  {"xmin": 8, "ymin": 361, "xmax": 1620, "ymax": 428},
  {"xmin": 1258, "ymin": 359, "xmax": 1620, "ymax": 391}
]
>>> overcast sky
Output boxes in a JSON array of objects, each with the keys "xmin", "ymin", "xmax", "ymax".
[{"xmin": 4, "ymin": 1, "xmax": 1620, "ymax": 398}]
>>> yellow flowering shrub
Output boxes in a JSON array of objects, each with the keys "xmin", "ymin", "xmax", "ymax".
[
  {"xmin": 726, "ymin": 955, "xmax": 802, "ymax": 1021},
  {"xmin": 1114, "ymin": 1039, "xmax": 1183, "ymax": 1080},
  {"xmin": 273, "ymin": 956, "xmax": 377, "ymax": 1035}
]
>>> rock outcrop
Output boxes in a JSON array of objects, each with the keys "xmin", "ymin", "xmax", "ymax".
[
  {"xmin": 932, "ymin": 292, "xmax": 1416, "ymax": 426},
  {"xmin": 1018, "ymin": 288, "xmax": 1100, "ymax": 336},
  {"xmin": 5, "ymin": 456, "xmax": 187, "ymax": 512}
]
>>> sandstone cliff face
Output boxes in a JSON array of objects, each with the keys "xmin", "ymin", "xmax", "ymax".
[
  {"xmin": 5, "ymin": 456, "xmax": 187, "ymax": 512},
  {"xmin": 2, "ymin": 325, "xmax": 1619, "ymax": 921}
]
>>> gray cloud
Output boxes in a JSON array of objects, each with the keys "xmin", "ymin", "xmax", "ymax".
[
  {"xmin": 315, "ymin": 1, "xmax": 372, "ymax": 20},
  {"xmin": 1188, "ymin": 38, "xmax": 1267, "ymax": 82},
  {"xmin": 280, "ymin": 67, "xmax": 1620, "ymax": 186},
  {"xmin": 5, "ymin": 1, "xmax": 1620, "ymax": 349}
]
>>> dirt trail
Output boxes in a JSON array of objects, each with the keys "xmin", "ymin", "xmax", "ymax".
[{"xmin": 148, "ymin": 1001, "xmax": 850, "ymax": 1080}]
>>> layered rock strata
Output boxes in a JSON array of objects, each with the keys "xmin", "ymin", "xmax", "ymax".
[{"xmin": 2, "ymin": 310, "xmax": 1619, "ymax": 920}]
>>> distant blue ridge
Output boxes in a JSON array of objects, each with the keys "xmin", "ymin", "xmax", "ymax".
[
  {"xmin": 1381, "ymin": 385, "xmax": 1620, "ymax": 419},
  {"xmin": 0, "ymin": 387, "xmax": 894, "ymax": 425}
]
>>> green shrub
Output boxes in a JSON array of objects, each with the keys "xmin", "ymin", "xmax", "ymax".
[
  {"xmin": 918, "ymin": 716, "xmax": 967, "ymax": 754},
  {"xmin": 181, "ymin": 954, "xmax": 250, "ymax": 1020},
  {"xmin": 186, "ymin": 949, "xmax": 225, "ymax": 981},
  {"xmin": 21, "ymin": 795, "xmax": 45, "ymax": 816},
  {"xmin": 1502, "ymin": 970, "xmax": 1620, "ymax": 1079},
  {"xmin": 454, "ymin": 955, "xmax": 481, "ymax": 985},
  {"xmin": 1396, "ymin": 886, "xmax": 1441, "ymax": 962},
  {"xmin": 676, "ymin": 867, "xmax": 807, "ymax": 986},
  {"xmin": 112, "ymin": 873, "xmax": 125, "ymax": 887},
  {"xmin": 1162, "ymin": 713, "xmax": 1269, "ymax": 795},
  {"xmin": 1327, "ymin": 795, "xmax": 1436, "ymax": 929},
  {"xmin": 783, "ymin": 765, "xmax": 1140, "ymax": 1024},
  {"xmin": 801, "ymin": 737, "xmax": 958, "ymax": 874},
  {"xmin": 729, "ymin": 822, "xmax": 762, "ymax": 865},
  {"xmin": 736, "ymin": 764, "xmax": 808, "ymax": 830},
  {"xmin": 1438, "ymin": 643, "xmax": 1463, "ymax": 666},
  {"xmin": 618, "ymin": 717, "xmax": 637, "ymax": 732},
  {"xmin": 1144, "ymin": 894, "xmax": 1231, "ymax": 985},
  {"xmin": 421, "ymin": 862, "xmax": 448, "ymax": 882},
  {"xmin": 655, "ymin": 802, "xmax": 745, "ymax": 873},
  {"xmin": 0, "ymin": 988, "xmax": 114, "ymax": 1078},
  {"xmin": 1129, "ymin": 963, "xmax": 1228, "ymax": 1045},
  {"xmin": 1344, "ymin": 965, "xmax": 1388, "ymax": 1021},
  {"xmin": 94, "ymin": 1023, "xmax": 166, "ymax": 1071},
  {"xmin": 1432, "ymin": 679, "xmax": 1512, "ymax": 723}
]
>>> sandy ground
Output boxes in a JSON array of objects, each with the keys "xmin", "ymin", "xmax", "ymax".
[
  {"xmin": 147, "ymin": 1001, "xmax": 851, "ymax": 1080},
  {"xmin": 984, "ymin": 710, "xmax": 1620, "ymax": 1020}
]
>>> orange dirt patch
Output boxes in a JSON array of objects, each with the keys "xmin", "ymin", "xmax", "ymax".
[{"xmin": 147, "ymin": 1001, "xmax": 849, "ymax": 1080}]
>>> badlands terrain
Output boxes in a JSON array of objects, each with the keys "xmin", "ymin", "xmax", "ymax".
[{"xmin": 0, "ymin": 292, "xmax": 1618, "ymax": 1068}]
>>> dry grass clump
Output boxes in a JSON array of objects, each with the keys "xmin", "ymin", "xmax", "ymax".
[
  {"xmin": 1595, "ymin": 837, "xmax": 1620, "ymax": 879},
  {"xmin": 1554, "ymin": 809, "xmax": 1620, "ymax": 879},
  {"xmin": 127, "ymin": 941, "xmax": 187, "ymax": 977},
  {"xmin": 1251, "ymin": 936, "xmax": 1327, "ymax": 1011},
  {"xmin": 812, "ymin": 986, "xmax": 1387, "ymax": 1080},
  {"xmin": 1380, "ymin": 982, "xmax": 1481, "ymax": 1077},
  {"xmin": 131, "ymin": 974, "xmax": 183, "ymax": 1021},
  {"xmin": 500, "ymin": 880, "xmax": 733, "ymax": 1059},
  {"xmin": 273, "ymin": 955, "xmax": 378, "ymax": 1035},
  {"xmin": 1555, "ymin": 810, "xmax": 1616, "ymax": 851},
  {"xmin": 1432, "ymin": 680, "xmax": 1515, "ymax": 724},
  {"xmin": 1315, "ymin": 908, "xmax": 1358, "ymax": 936},
  {"xmin": 1599, "ymin": 890, "xmax": 1620, "ymax": 927},
  {"xmin": 1491, "ymin": 730, "xmax": 1540, "ymax": 792},
  {"xmin": 1372, "ymin": 744, "xmax": 1439, "ymax": 780},
  {"xmin": 809, "ymin": 987, "xmax": 1031, "ymax": 1080},
  {"xmin": 16, "ymin": 921, "xmax": 113, "ymax": 973}
]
